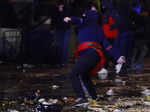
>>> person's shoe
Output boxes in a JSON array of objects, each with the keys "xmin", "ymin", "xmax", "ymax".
[
  {"xmin": 73, "ymin": 98, "xmax": 89, "ymax": 107},
  {"xmin": 88, "ymin": 98, "xmax": 100, "ymax": 107}
]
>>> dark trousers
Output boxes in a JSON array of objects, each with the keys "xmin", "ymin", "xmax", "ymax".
[
  {"xmin": 116, "ymin": 32, "xmax": 133, "ymax": 65},
  {"xmin": 69, "ymin": 49, "xmax": 100, "ymax": 99},
  {"xmin": 17, "ymin": 30, "xmax": 32, "ymax": 64},
  {"xmin": 132, "ymin": 40, "xmax": 148, "ymax": 67},
  {"xmin": 55, "ymin": 29, "xmax": 71, "ymax": 65}
]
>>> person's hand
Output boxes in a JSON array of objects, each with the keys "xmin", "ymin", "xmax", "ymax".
[
  {"xmin": 64, "ymin": 17, "xmax": 71, "ymax": 23},
  {"xmin": 117, "ymin": 56, "xmax": 125, "ymax": 64}
]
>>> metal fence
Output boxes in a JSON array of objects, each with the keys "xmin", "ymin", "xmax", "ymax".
[{"xmin": 0, "ymin": 28, "xmax": 21, "ymax": 62}]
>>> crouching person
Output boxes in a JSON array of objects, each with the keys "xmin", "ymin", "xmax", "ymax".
[{"xmin": 64, "ymin": 2, "xmax": 125, "ymax": 107}]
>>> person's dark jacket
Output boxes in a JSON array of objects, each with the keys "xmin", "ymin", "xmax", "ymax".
[
  {"xmin": 70, "ymin": 10, "xmax": 121, "ymax": 60},
  {"xmin": 51, "ymin": 6, "xmax": 71, "ymax": 30}
]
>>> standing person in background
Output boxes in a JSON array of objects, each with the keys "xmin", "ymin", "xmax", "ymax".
[
  {"xmin": 16, "ymin": 3, "xmax": 34, "ymax": 71},
  {"xmin": 51, "ymin": 1, "xmax": 71, "ymax": 68},
  {"xmin": 130, "ymin": 0, "xmax": 149, "ymax": 73},
  {"xmin": 111, "ymin": 0, "xmax": 135, "ymax": 74},
  {"xmin": 64, "ymin": 2, "xmax": 125, "ymax": 106},
  {"xmin": 99, "ymin": 0, "xmax": 121, "ymax": 75}
]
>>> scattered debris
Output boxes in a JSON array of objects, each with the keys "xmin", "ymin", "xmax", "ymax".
[
  {"xmin": 1, "ymin": 62, "xmax": 150, "ymax": 112},
  {"xmin": 97, "ymin": 68, "xmax": 108, "ymax": 80},
  {"xmin": 35, "ymin": 103, "xmax": 62, "ymax": 112},
  {"xmin": 48, "ymin": 99, "xmax": 58, "ymax": 104},
  {"xmin": 115, "ymin": 64, "xmax": 123, "ymax": 74},
  {"xmin": 7, "ymin": 109, "xmax": 19, "ymax": 112},
  {"xmin": 88, "ymin": 98, "xmax": 100, "ymax": 108},
  {"xmin": 141, "ymin": 89, "xmax": 150, "ymax": 101},
  {"xmin": 141, "ymin": 89, "xmax": 150, "ymax": 96},
  {"xmin": 63, "ymin": 97, "xmax": 68, "ymax": 103},
  {"xmin": 106, "ymin": 89, "xmax": 114, "ymax": 96},
  {"xmin": 114, "ymin": 76, "xmax": 123, "ymax": 86},
  {"xmin": 143, "ymin": 101, "xmax": 150, "ymax": 106},
  {"xmin": 34, "ymin": 89, "xmax": 41, "ymax": 103},
  {"xmin": 113, "ymin": 109, "xmax": 122, "ymax": 112},
  {"xmin": 38, "ymin": 98, "xmax": 46, "ymax": 103},
  {"xmin": 88, "ymin": 106, "xmax": 105, "ymax": 112},
  {"xmin": 67, "ymin": 97, "xmax": 76, "ymax": 103},
  {"xmin": 51, "ymin": 85, "xmax": 60, "ymax": 90}
]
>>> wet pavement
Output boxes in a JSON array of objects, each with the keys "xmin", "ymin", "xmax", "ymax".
[{"xmin": 0, "ymin": 59, "xmax": 150, "ymax": 112}]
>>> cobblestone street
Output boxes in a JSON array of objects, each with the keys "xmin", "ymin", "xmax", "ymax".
[{"xmin": 0, "ymin": 59, "xmax": 150, "ymax": 112}]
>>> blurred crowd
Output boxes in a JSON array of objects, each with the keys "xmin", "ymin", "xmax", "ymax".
[
  {"xmin": 1, "ymin": 0, "xmax": 150, "ymax": 107},
  {"xmin": 0, "ymin": 0, "xmax": 149, "ymax": 74},
  {"xmin": 44, "ymin": 0, "xmax": 149, "ymax": 74}
]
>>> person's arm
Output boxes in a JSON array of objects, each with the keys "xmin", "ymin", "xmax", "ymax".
[
  {"xmin": 64, "ymin": 16, "xmax": 84, "ymax": 25},
  {"xmin": 99, "ymin": 29, "xmax": 125, "ymax": 64},
  {"xmin": 105, "ymin": 43, "xmax": 125, "ymax": 64}
]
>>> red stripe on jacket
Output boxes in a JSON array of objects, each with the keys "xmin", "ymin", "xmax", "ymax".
[
  {"xmin": 74, "ymin": 41, "xmax": 105, "ymax": 76},
  {"xmin": 102, "ymin": 16, "xmax": 118, "ymax": 39}
]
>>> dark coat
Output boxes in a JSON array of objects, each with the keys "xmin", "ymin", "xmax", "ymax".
[
  {"xmin": 71, "ymin": 10, "xmax": 120, "ymax": 60},
  {"xmin": 51, "ymin": 6, "xmax": 71, "ymax": 30}
]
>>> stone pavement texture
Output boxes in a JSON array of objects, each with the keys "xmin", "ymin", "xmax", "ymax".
[{"xmin": 0, "ymin": 59, "xmax": 150, "ymax": 111}]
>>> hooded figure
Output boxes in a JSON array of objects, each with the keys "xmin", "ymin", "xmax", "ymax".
[
  {"xmin": 51, "ymin": 1, "xmax": 71, "ymax": 67},
  {"xmin": 130, "ymin": 0, "xmax": 148, "ymax": 73},
  {"xmin": 64, "ymin": 2, "xmax": 125, "ymax": 106}
]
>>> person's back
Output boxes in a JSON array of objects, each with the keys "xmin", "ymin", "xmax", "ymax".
[{"xmin": 77, "ymin": 10, "xmax": 104, "ymax": 45}]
